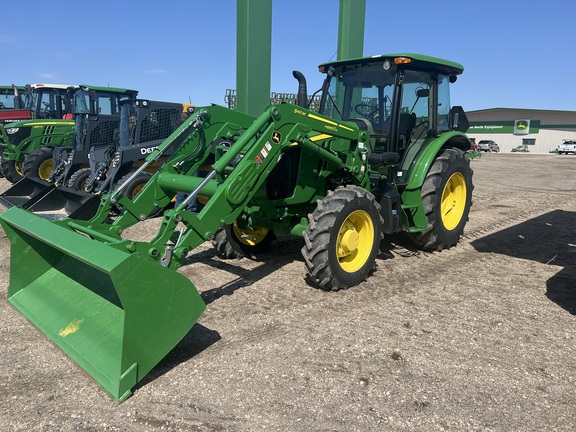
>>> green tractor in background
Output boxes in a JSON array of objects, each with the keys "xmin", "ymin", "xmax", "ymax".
[
  {"xmin": 0, "ymin": 53, "xmax": 473, "ymax": 401},
  {"xmin": 0, "ymin": 83, "xmax": 73, "ymax": 180},
  {"xmin": 0, "ymin": 85, "xmax": 32, "ymax": 177},
  {"xmin": 1, "ymin": 84, "xmax": 138, "ymax": 183}
]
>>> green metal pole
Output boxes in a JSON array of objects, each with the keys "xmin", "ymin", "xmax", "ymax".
[
  {"xmin": 236, "ymin": 0, "xmax": 272, "ymax": 116},
  {"xmin": 337, "ymin": 0, "xmax": 366, "ymax": 61}
]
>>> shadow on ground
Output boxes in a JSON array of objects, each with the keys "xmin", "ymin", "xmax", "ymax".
[
  {"xmin": 136, "ymin": 323, "xmax": 222, "ymax": 391},
  {"xmin": 471, "ymin": 209, "xmax": 576, "ymax": 315}
]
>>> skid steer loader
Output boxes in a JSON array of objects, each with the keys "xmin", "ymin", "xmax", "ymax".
[
  {"xmin": 0, "ymin": 53, "xmax": 473, "ymax": 402},
  {"xmin": 0, "ymin": 99, "xmax": 193, "ymax": 218},
  {"xmin": 62, "ymin": 99, "xmax": 193, "ymax": 197}
]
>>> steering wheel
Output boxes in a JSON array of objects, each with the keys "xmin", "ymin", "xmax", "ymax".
[{"xmin": 354, "ymin": 103, "xmax": 378, "ymax": 121}]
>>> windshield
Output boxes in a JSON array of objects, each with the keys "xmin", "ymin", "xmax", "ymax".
[
  {"xmin": 73, "ymin": 90, "xmax": 130, "ymax": 115},
  {"xmin": 30, "ymin": 89, "xmax": 69, "ymax": 119},
  {"xmin": 73, "ymin": 91, "xmax": 91, "ymax": 114},
  {"xmin": 0, "ymin": 89, "xmax": 31, "ymax": 110},
  {"xmin": 322, "ymin": 63, "xmax": 395, "ymax": 133}
]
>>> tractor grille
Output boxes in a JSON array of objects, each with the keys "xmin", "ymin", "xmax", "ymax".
[
  {"xmin": 5, "ymin": 127, "xmax": 31, "ymax": 145},
  {"xmin": 40, "ymin": 125, "xmax": 57, "ymax": 144},
  {"xmin": 42, "ymin": 125, "xmax": 56, "ymax": 135},
  {"xmin": 89, "ymin": 120, "xmax": 120, "ymax": 148}
]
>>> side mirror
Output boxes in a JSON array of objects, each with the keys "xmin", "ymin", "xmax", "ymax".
[
  {"xmin": 449, "ymin": 106, "xmax": 469, "ymax": 133},
  {"xmin": 416, "ymin": 88, "xmax": 429, "ymax": 98}
]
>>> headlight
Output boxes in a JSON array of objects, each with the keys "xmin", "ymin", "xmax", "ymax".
[{"xmin": 5, "ymin": 127, "xmax": 19, "ymax": 134}]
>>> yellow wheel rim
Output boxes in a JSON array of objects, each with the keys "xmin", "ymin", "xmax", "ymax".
[
  {"xmin": 38, "ymin": 159, "xmax": 53, "ymax": 180},
  {"xmin": 441, "ymin": 172, "xmax": 467, "ymax": 231},
  {"xmin": 233, "ymin": 222, "xmax": 269, "ymax": 247},
  {"xmin": 336, "ymin": 210, "xmax": 374, "ymax": 273},
  {"xmin": 131, "ymin": 183, "xmax": 145, "ymax": 199},
  {"xmin": 15, "ymin": 161, "xmax": 23, "ymax": 176}
]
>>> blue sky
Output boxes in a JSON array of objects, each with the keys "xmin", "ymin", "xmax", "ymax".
[{"xmin": 3, "ymin": 1, "xmax": 575, "ymax": 112}]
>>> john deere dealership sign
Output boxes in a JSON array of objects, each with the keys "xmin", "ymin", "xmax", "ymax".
[
  {"xmin": 468, "ymin": 120, "xmax": 540, "ymax": 134},
  {"xmin": 514, "ymin": 119, "xmax": 530, "ymax": 135}
]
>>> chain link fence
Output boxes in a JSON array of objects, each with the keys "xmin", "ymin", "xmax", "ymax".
[{"xmin": 225, "ymin": 89, "xmax": 322, "ymax": 111}]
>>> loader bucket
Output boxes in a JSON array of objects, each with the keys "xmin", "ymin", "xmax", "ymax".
[
  {"xmin": 0, "ymin": 178, "xmax": 101, "ymax": 220},
  {"xmin": 0, "ymin": 207, "xmax": 206, "ymax": 402},
  {"xmin": 24, "ymin": 186, "xmax": 102, "ymax": 220},
  {"xmin": 0, "ymin": 177, "xmax": 53, "ymax": 209}
]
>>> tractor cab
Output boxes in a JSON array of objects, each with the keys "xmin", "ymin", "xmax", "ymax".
[
  {"xmin": 317, "ymin": 54, "xmax": 469, "ymax": 170},
  {"xmin": 0, "ymin": 85, "xmax": 31, "ymax": 111},
  {"xmin": 28, "ymin": 84, "xmax": 75, "ymax": 119},
  {"xmin": 0, "ymin": 86, "xmax": 32, "ymax": 133},
  {"xmin": 71, "ymin": 85, "xmax": 138, "ymax": 116}
]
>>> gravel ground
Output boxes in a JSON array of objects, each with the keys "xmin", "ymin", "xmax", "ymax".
[{"xmin": 0, "ymin": 152, "xmax": 574, "ymax": 431}]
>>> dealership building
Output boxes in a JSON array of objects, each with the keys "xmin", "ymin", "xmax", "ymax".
[{"xmin": 465, "ymin": 108, "xmax": 576, "ymax": 153}]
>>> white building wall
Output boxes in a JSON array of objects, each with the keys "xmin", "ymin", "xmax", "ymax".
[{"xmin": 466, "ymin": 108, "xmax": 576, "ymax": 153}]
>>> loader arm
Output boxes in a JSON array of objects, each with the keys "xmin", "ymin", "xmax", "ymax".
[
  {"xmin": 146, "ymin": 104, "xmax": 369, "ymax": 268},
  {"xmin": 62, "ymin": 103, "xmax": 369, "ymax": 269}
]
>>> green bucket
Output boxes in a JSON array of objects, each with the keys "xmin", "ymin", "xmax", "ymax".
[{"xmin": 0, "ymin": 207, "xmax": 206, "ymax": 402}]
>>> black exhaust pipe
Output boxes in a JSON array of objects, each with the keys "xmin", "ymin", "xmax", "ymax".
[
  {"xmin": 12, "ymin": 84, "xmax": 21, "ymax": 110},
  {"xmin": 292, "ymin": 71, "xmax": 308, "ymax": 108}
]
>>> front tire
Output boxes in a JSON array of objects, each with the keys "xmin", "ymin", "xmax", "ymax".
[
  {"xmin": 301, "ymin": 185, "xmax": 383, "ymax": 291},
  {"xmin": 1, "ymin": 157, "xmax": 24, "ymax": 183},
  {"xmin": 407, "ymin": 147, "xmax": 473, "ymax": 251},
  {"xmin": 22, "ymin": 147, "xmax": 54, "ymax": 181},
  {"xmin": 68, "ymin": 168, "xmax": 92, "ymax": 191}
]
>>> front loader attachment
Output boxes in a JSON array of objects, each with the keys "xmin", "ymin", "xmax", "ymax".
[{"xmin": 0, "ymin": 207, "xmax": 206, "ymax": 402}]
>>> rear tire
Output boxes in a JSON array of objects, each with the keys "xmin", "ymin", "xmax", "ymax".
[
  {"xmin": 22, "ymin": 147, "xmax": 54, "ymax": 181},
  {"xmin": 301, "ymin": 185, "xmax": 383, "ymax": 291},
  {"xmin": 213, "ymin": 223, "xmax": 276, "ymax": 259},
  {"xmin": 117, "ymin": 172, "xmax": 163, "ymax": 218},
  {"xmin": 1, "ymin": 157, "xmax": 24, "ymax": 183},
  {"xmin": 117, "ymin": 172, "xmax": 153, "ymax": 199},
  {"xmin": 407, "ymin": 147, "xmax": 473, "ymax": 251}
]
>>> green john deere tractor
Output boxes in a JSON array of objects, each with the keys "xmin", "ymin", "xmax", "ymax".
[
  {"xmin": 0, "ymin": 53, "xmax": 473, "ymax": 402},
  {"xmin": 1, "ymin": 84, "xmax": 138, "ymax": 183}
]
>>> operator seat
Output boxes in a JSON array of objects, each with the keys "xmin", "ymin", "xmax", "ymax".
[
  {"xmin": 345, "ymin": 117, "xmax": 401, "ymax": 167},
  {"xmin": 397, "ymin": 112, "xmax": 416, "ymax": 152}
]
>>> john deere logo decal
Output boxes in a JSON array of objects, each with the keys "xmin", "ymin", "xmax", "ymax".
[
  {"xmin": 514, "ymin": 119, "xmax": 530, "ymax": 135},
  {"xmin": 272, "ymin": 130, "xmax": 282, "ymax": 144}
]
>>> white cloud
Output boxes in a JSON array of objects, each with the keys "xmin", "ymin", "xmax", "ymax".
[
  {"xmin": 145, "ymin": 69, "xmax": 168, "ymax": 75},
  {"xmin": 0, "ymin": 34, "xmax": 15, "ymax": 44},
  {"xmin": 37, "ymin": 72, "xmax": 57, "ymax": 80}
]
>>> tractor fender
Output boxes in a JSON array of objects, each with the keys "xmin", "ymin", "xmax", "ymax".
[
  {"xmin": 404, "ymin": 131, "xmax": 470, "ymax": 191},
  {"xmin": 400, "ymin": 131, "xmax": 470, "ymax": 232}
]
